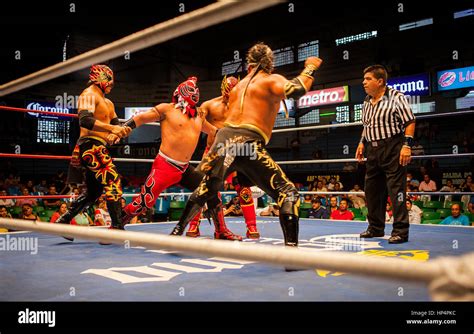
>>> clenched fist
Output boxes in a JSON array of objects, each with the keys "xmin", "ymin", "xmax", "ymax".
[{"xmin": 305, "ymin": 57, "xmax": 323, "ymax": 71}]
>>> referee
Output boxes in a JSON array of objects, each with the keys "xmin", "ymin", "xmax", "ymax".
[{"xmin": 355, "ymin": 65, "xmax": 416, "ymax": 244}]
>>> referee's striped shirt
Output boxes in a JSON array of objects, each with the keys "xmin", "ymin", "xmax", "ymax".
[{"xmin": 361, "ymin": 87, "xmax": 415, "ymax": 142}]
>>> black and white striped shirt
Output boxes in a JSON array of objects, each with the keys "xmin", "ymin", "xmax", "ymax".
[{"xmin": 361, "ymin": 87, "xmax": 415, "ymax": 142}]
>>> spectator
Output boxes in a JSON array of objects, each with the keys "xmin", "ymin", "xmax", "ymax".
[
  {"xmin": 258, "ymin": 203, "xmax": 279, "ymax": 217},
  {"xmin": 0, "ymin": 189, "xmax": 15, "ymax": 208},
  {"xmin": 328, "ymin": 196, "xmax": 339, "ymax": 214},
  {"xmin": 0, "ymin": 205, "xmax": 12, "ymax": 232},
  {"xmin": 460, "ymin": 175, "xmax": 474, "ymax": 192},
  {"xmin": 440, "ymin": 179, "xmax": 457, "ymax": 203},
  {"xmin": 224, "ymin": 197, "xmax": 242, "ymax": 217},
  {"xmin": 440, "ymin": 204, "xmax": 470, "ymax": 226},
  {"xmin": 43, "ymin": 185, "xmax": 61, "ymax": 209},
  {"xmin": 440, "ymin": 179, "xmax": 456, "ymax": 193},
  {"xmin": 407, "ymin": 184, "xmax": 420, "ymax": 201},
  {"xmin": 120, "ymin": 198, "xmax": 137, "ymax": 224},
  {"xmin": 315, "ymin": 180, "xmax": 328, "ymax": 193},
  {"xmin": 313, "ymin": 180, "xmax": 328, "ymax": 202},
  {"xmin": 34, "ymin": 179, "xmax": 48, "ymax": 194},
  {"xmin": 406, "ymin": 172, "xmax": 420, "ymax": 188},
  {"xmin": 51, "ymin": 202, "xmax": 77, "ymax": 225},
  {"xmin": 327, "ymin": 177, "xmax": 343, "ymax": 191},
  {"xmin": 469, "ymin": 196, "xmax": 474, "ymax": 215},
  {"xmin": 348, "ymin": 184, "xmax": 366, "ymax": 208},
  {"xmin": 385, "ymin": 202, "xmax": 393, "ymax": 223},
  {"xmin": 4, "ymin": 173, "xmax": 20, "ymax": 189},
  {"xmin": 15, "ymin": 188, "xmax": 38, "ymax": 208},
  {"xmin": 309, "ymin": 180, "xmax": 318, "ymax": 192},
  {"xmin": 20, "ymin": 204, "xmax": 41, "ymax": 221},
  {"xmin": 406, "ymin": 199, "xmax": 422, "ymax": 225},
  {"xmin": 0, "ymin": 205, "xmax": 12, "ymax": 219},
  {"xmin": 66, "ymin": 186, "xmax": 81, "ymax": 203},
  {"xmin": 321, "ymin": 178, "xmax": 328, "ymax": 190},
  {"xmin": 330, "ymin": 199, "xmax": 354, "ymax": 220},
  {"xmin": 308, "ymin": 198, "xmax": 329, "ymax": 219},
  {"xmin": 25, "ymin": 180, "xmax": 35, "ymax": 193},
  {"xmin": 73, "ymin": 212, "xmax": 93, "ymax": 226},
  {"xmin": 302, "ymin": 194, "xmax": 312, "ymax": 204},
  {"xmin": 419, "ymin": 174, "xmax": 437, "ymax": 192},
  {"xmin": 94, "ymin": 198, "xmax": 111, "ymax": 226}
]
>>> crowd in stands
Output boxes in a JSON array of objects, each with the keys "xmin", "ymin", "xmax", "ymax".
[{"xmin": 0, "ymin": 169, "xmax": 473, "ymax": 233}]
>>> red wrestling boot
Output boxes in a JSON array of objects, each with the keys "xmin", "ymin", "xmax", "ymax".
[
  {"xmin": 207, "ymin": 204, "xmax": 242, "ymax": 241},
  {"xmin": 236, "ymin": 185, "xmax": 260, "ymax": 239},
  {"xmin": 186, "ymin": 210, "xmax": 202, "ymax": 237}
]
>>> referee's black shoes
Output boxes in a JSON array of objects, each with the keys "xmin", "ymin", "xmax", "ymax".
[
  {"xmin": 359, "ymin": 230, "xmax": 384, "ymax": 238},
  {"xmin": 388, "ymin": 235, "xmax": 408, "ymax": 244}
]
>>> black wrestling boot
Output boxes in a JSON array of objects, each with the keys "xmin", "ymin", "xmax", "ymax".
[
  {"xmin": 170, "ymin": 200, "xmax": 203, "ymax": 236},
  {"xmin": 279, "ymin": 213, "xmax": 299, "ymax": 247},
  {"xmin": 279, "ymin": 213, "xmax": 302, "ymax": 271},
  {"xmin": 107, "ymin": 200, "xmax": 125, "ymax": 230}
]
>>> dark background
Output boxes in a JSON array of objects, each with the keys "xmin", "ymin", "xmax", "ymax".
[{"xmin": 0, "ymin": 0, "xmax": 473, "ymax": 187}]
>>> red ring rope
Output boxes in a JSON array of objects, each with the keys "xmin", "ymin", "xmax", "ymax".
[{"xmin": 0, "ymin": 105, "xmax": 78, "ymax": 118}]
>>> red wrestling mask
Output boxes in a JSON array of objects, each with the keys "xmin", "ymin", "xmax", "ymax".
[{"xmin": 172, "ymin": 76, "xmax": 200, "ymax": 118}]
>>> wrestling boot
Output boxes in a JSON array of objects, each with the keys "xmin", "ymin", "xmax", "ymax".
[
  {"xmin": 186, "ymin": 211, "xmax": 202, "ymax": 237},
  {"xmin": 170, "ymin": 199, "xmax": 202, "ymax": 236},
  {"xmin": 55, "ymin": 194, "xmax": 91, "ymax": 242},
  {"xmin": 207, "ymin": 204, "xmax": 242, "ymax": 241},
  {"xmin": 242, "ymin": 203, "xmax": 260, "ymax": 239},
  {"xmin": 235, "ymin": 185, "xmax": 260, "ymax": 239},
  {"xmin": 279, "ymin": 201, "xmax": 301, "ymax": 271}
]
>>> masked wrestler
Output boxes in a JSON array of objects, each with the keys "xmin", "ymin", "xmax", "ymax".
[
  {"xmin": 171, "ymin": 43, "xmax": 322, "ymax": 250},
  {"xmin": 56, "ymin": 65, "xmax": 131, "ymax": 240},
  {"xmin": 114, "ymin": 77, "xmax": 241, "ymax": 240},
  {"xmin": 185, "ymin": 76, "xmax": 260, "ymax": 239}
]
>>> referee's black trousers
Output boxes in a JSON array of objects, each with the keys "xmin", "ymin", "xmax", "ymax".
[{"xmin": 364, "ymin": 134, "xmax": 409, "ymax": 238}]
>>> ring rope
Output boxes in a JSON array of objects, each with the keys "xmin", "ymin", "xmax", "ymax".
[
  {"xmin": 0, "ymin": 217, "xmax": 472, "ymax": 301},
  {"xmin": 0, "ymin": 1, "xmax": 281, "ymax": 97},
  {"xmin": 0, "ymin": 106, "xmax": 161, "ymax": 127},
  {"xmin": 2, "ymin": 106, "xmax": 473, "ymax": 133},
  {"xmin": 1, "ymin": 152, "xmax": 472, "ymax": 166}
]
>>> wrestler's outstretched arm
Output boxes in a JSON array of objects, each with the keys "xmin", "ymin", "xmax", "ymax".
[
  {"xmin": 128, "ymin": 103, "xmax": 167, "ymax": 127},
  {"xmin": 107, "ymin": 103, "xmax": 168, "ymax": 144}
]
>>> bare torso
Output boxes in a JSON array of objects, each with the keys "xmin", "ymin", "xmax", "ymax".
[
  {"xmin": 158, "ymin": 104, "xmax": 205, "ymax": 162},
  {"xmin": 79, "ymin": 85, "xmax": 116, "ymax": 141},
  {"xmin": 225, "ymin": 71, "xmax": 284, "ymax": 142},
  {"xmin": 201, "ymin": 96, "xmax": 229, "ymax": 147},
  {"xmin": 204, "ymin": 96, "xmax": 229, "ymax": 129}
]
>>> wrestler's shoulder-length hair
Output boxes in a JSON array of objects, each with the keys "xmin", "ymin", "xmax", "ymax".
[{"xmin": 246, "ymin": 42, "xmax": 274, "ymax": 74}]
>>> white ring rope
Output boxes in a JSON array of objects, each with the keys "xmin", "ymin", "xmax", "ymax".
[
  {"xmin": 112, "ymin": 153, "xmax": 474, "ymax": 165},
  {"xmin": 0, "ymin": 218, "xmax": 472, "ymax": 301},
  {"xmin": 0, "ymin": 0, "xmax": 282, "ymax": 97},
  {"xmin": 272, "ymin": 110, "xmax": 474, "ymax": 133},
  {"xmin": 129, "ymin": 109, "xmax": 474, "ymax": 131}
]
